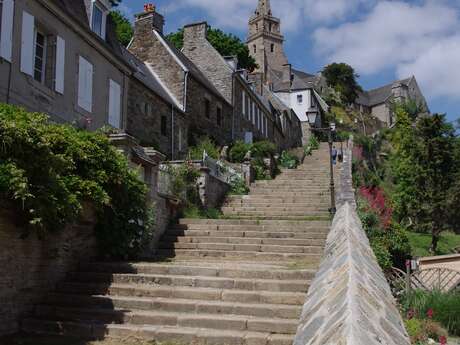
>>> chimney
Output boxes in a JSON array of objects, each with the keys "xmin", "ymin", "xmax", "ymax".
[
  {"xmin": 183, "ymin": 22, "xmax": 208, "ymax": 43},
  {"xmin": 282, "ymin": 64, "xmax": 292, "ymax": 87},
  {"xmin": 134, "ymin": 3, "xmax": 165, "ymax": 34}
]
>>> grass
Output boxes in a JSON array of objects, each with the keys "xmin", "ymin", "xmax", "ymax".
[{"xmin": 406, "ymin": 231, "xmax": 460, "ymax": 257}]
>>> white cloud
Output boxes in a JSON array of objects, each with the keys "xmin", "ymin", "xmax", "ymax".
[
  {"xmin": 301, "ymin": 0, "xmax": 375, "ymax": 23},
  {"xmin": 313, "ymin": 0, "xmax": 460, "ymax": 101}
]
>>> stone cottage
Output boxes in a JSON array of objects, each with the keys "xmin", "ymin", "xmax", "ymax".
[
  {"xmin": 128, "ymin": 7, "xmax": 233, "ymax": 155},
  {"xmin": 356, "ymin": 76, "xmax": 428, "ymax": 127},
  {"xmin": 0, "ymin": 0, "xmax": 131, "ymax": 130}
]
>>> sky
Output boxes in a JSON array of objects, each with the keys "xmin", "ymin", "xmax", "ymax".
[{"xmin": 119, "ymin": 0, "xmax": 460, "ymax": 123}]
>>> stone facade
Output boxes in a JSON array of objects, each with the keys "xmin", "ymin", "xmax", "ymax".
[
  {"xmin": 247, "ymin": 0, "xmax": 288, "ymax": 77},
  {"xmin": 0, "ymin": 205, "xmax": 97, "ymax": 336},
  {"xmin": 293, "ymin": 144, "xmax": 410, "ymax": 345},
  {"xmin": 128, "ymin": 9, "xmax": 233, "ymax": 150},
  {"xmin": 0, "ymin": 0, "xmax": 130, "ymax": 130},
  {"xmin": 182, "ymin": 22, "xmax": 275, "ymax": 144}
]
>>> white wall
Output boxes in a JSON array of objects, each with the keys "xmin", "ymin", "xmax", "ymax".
[{"xmin": 276, "ymin": 89, "xmax": 315, "ymax": 122}]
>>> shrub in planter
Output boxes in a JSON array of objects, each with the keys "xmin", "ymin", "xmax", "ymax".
[
  {"xmin": 229, "ymin": 176, "xmax": 249, "ymax": 195},
  {"xmin": 229, "ymin": 140, "xmax": 251, "ymax": 163},
  {"xmin": 278, "ymin": 151, "xmax": 299, "ymax": 169},
  {"xmin": 188, "ymin": 136, "xmax": 220, "ymax": 160},
  {"xmin": 251, "ymin": 140, "xmax": 276, "ymax": 159}
]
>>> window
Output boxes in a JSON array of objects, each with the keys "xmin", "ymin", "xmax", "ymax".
[
  {"xmin": 270, "ymin": 44, "xmax": 274, "ymax": 53},
  {"xmin": 253, "ymin": 45, "xmax": 256, "ymax": 54},
  {"xmin": 217, "ymin": 107, "xmax": 222, "ymax": 126},
  {"xmin": 269, "ymin": 23, "xmax": 272, "ymax": 32},
  {"xmin": 91, "ymin": 3, "xmax": 103, "ymax": 37},
  {"xmin": 33, "ymin": 31, "xmax": 46, "ymax": 83},
  {"xmin": 255, "ymin": 23, "xmax": 258, "ymax": 31},
  {"xmin": 204, "ymin": 98, "xmax": 211, "ymax": 118},
  {"xmin": 311, "ymin": 94, "xmax": 316, "ymax": 108},
  {"xmin": 108, "ymin": 79, "xmax": 121, "ymax": 128},
  {"xmin": 297, "ymin": 94, "xmax": 303, "ymax": 104},
  {"xmin": 242, "ymin": 91, "xmax": 246, "ymax": 116},
  {"xmin": 161, "ymin": 115, "xmax": 167, "ymax": 136},
  {"xmin": 144, "ymin": 103, "xmax": 152, "ymax": 116}
]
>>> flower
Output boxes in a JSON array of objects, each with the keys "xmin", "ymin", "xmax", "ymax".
[
  {"xmin": 407, "ymin": 309, "xmax": 415, "ymax": 320},
  {"xmin": 439, "ymin": 335, "xmax": 447, "ymax": 345},
  {"xmin": 427, "ymin": 308, "xmax": 434, "ymax": 319}
]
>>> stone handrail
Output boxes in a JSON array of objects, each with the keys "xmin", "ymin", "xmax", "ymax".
[{"xmin": 293, "ymin": 142, "xmax": 410, "ymax": 345}]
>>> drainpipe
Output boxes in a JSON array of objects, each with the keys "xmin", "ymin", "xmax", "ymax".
[
  {"xmin": 183, "ymin": 71, "xmax": 189, "ymax": 112},
  {"xmin": 171, "ymin": 105, "xmax": 175, "ymax": 160},
  {"xmin": 231, "ymin": 72, "xmax": 236, "ymax": 140}
]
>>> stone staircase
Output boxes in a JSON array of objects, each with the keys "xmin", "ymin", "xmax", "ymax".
[{"xmin": 22, "ymin": 144, "xmax": 333, "ymax": 345}]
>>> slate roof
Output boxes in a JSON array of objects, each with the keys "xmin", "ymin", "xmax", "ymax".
[
  {"xmin": 357, "ymin": 77, "xmax": 412, "ymax": 107},
  {"xmin": 120, "ymin": 48, "xmax": 182, "ymax": 109},
  {"xmin": 271, "ymin": 68, "xmax": 316, "ymax": 92}
]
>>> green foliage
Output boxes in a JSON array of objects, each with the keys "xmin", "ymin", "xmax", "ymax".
[
  {"xmin": 404, "ymin": 318, "xmax": 448, "ymax": 344},
  {"xmin": 0, "ymin": 104, "xmax": 153, "ymax": 258},
  {"xmin": 166, "ymin": 26, "xmax": 257, "ymax": 71},
  {"xmin": 322, "ymin": 63, "xmax": 363, "ymax": 104},
  {"xmin": 252, "ymin": 158, "xmax": 271, "ymax": 180},
  {"xmin": 229, "ymin": 176, "xmax": 249, "ymax": 195},
  {"xmin": 109, "ymin": 10, "xmax": 133, "ymax": 47},
  {"xmin": 357, "ymin": 197, "xmax": 411, "ymax": 270},
  {"xmin": 251, "ymin": 140, "xmax": 276, "ymax": 159},
  {"xmin": 401, "ymin": 290, "xmax": 460, "ymax": 336},
  {"xmin": 278, "ymin": 151, "xmax": 299, "ymax": 169},
  {"xmin": 169, "ymin": 163, "xmax": 201, "ymax": 205},
  {"xmin": 188, "ymin": 137, "xmax": 220, "ymax": 160},
  {"xmin": 389, "ymin": 106, "xmax": 458, "ymax": 252},
  {"xmin": 229, "ymin": 141, "xmax": 251, "ymax": 163},
  {"xmin": 309, "ymin": 135, "xmax": 320, "ymax": 150}
]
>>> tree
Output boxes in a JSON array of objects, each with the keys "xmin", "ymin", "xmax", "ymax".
[
  {"xmin": 322, "ymin": 63, "xmax": 362, "ymax": 105},
  {"xmin": 166, "ymin": 26, "xmax": 258, "ymax": 71},
  {"xmin": 390, "ymin": 107, "xmax": 458, "ymax": 252},
  {"xmin": 110, "ymin": 10, "xmax": 133, "ymax": 47}
]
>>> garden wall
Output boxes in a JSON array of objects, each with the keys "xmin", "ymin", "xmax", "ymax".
[
  {"xmin": 0, "ymin": 207, "xmax": 97, "ymax": 336},
  {"xmin": 293, "ymin": 142, "xmax": 411, "ymax": 345}
]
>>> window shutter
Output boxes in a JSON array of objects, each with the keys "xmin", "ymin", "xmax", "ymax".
[
  {"xmin": 78, "ymin": 56, "xmax": 93, "ymax": 112},
  {"xmin": 242, "ymin": 91, "xmax": 245, "ymax": 116},
  {"xmin": 101, "ymin": 11, "xmax": 107, "ymax": 40},
  {"xmin": 20, "ymin": 11, "xmax": 34, "ymax": 76},
  {"xmin": 0, "ymin": 0, "xmax": 14, "ymax": 62},
  {"xmin": 108, "ymin": 79, "xmax": 121, "ymax": 128},
  {"xmin": 55, "ymin": 36, "xmax": 65, "ymax": 94}
]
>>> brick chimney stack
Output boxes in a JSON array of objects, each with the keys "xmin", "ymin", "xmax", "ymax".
[{"xmin": 134, "ymin": 3, "xmax": 165, "ymax": 34}]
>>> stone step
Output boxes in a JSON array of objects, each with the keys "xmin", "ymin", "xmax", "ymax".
[
  {"xmin": 156, "ymin": 249, "xmax": 322, "ymax": 261},
  {"xmin": 162, "ymin": 236, "xmax": 326, "ymax": 247},
  {"xmin": 22, "ymin": 320, "xmax": 295, "ymax": 345},
  {"xmin": 66, "ymin": 272, "xmax": 311, "ymax": 293},
  {"xmin": 225, "ymin": 196, "xmax": 330, "ymax": 202},
  {"xmin": 33, "ymin": 307, "xmax": 300, "ymax": 334},
  {"xmin": 79, "ymin": 262, "xmax": 317, "ymax": 280},
  {"xmin": 167, "ymin": 229, "xmax": 328, "ymax": 240},
  {"xmin": 221, "ymin": 206, "xmax": 327, "ymax": 212},
  {"xmin": 250, "ymin": 190, "xmax": 329, "ymax": 195},
  {"xmin": 221, "ymin": 215, "xmax": 331, "ymax": 221},
  {"xmin": 56, "ymin": 283, "xmax": 308, "ymax": 305},
  {"xmin": 178, "ymin": 219, "xmax": 331, "ymax": 226},
  {"xmin": 44, "ymin": 294, "xmax": 303, "ymax": 319},
  {"xmin": 221, "ymin": 211, "xmax": 330, "ymax": 217},
  {"xmin": 158, "ymin": 242, "xmax": 324, "ymax": 255}
]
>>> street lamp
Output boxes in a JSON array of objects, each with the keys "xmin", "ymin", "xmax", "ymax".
[{"xmin": 306, "ymin": 112, "xmax": 337, "ymax": 215}]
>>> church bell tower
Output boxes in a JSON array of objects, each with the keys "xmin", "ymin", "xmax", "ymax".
[{"xmin": 247, "ymin": 0, "xmax": 288, "ymax": 80}]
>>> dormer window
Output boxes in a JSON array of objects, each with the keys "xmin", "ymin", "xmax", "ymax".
[{"xmin": 91, "ymin": 1, "xmax": 108, "ymax": 39}]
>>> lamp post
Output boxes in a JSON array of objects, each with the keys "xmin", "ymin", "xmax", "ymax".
[{"xmin": 306, "ymin": 113, "xmax": 337, "ymax": 215}]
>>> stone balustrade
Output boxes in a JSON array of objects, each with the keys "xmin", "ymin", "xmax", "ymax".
[{"xmin": 293, "ymin": 143, "xmax": 410, "ymax": 345}]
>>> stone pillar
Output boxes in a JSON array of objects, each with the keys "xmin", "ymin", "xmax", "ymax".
[
  {"xmin": 198, "ymin": 167, "xmax": 211, "ymax": 207},
  {"xmin": 301, "ymin": 121, "xmax": 312, "ymax": 146},
  {"xmin": 242, "ymin": 159, "xmax": 254, "ymax": 187},
  {"xmin": 144, "ymin": 147, "xmax": 166, "ymax": 198}
]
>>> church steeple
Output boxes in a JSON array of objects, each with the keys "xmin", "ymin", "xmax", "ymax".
[
  {"xmin": 247, "ymin": 0, "xmax": 288, "ymax": 79},
  {"xmin": 256, "ymin": 0, "xmax": 272, "ymax": 16}
]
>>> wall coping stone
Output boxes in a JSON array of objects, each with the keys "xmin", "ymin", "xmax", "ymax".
[{"xmin": 293, "ymin": 141, "xmax": 410, "ymax": 345}]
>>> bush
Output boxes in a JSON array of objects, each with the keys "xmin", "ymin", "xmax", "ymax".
[
  {"xmin": 278, "ymin": 151, "xmax": 299, "ymax": 169},
  {"xmin": 169, "ymin": 163, "xmax": 201, "ymax": 205},
  {"xmin": 229, "ymin": 176, "xmax": 249, "ymax": 195},
  {"xmin": 188, "ymin": 137, "xmax": 220, "ymax": 160},
  {"xmin": 251, "ymin": 140, "xmax": 276, "ymax": 159},
  {"xmin": 309, "ymin": 136, "xmax": 320, "ymax": 150},
  {"xmin": 229, "ymin": 140, "xmax": 251, "ymax": 163},
  {"xmin": 400, "ymin": 290, "xmax": 460, "ymax": 336},
  {"xmin": 0, "ymin": 104, "xmax": 153, "ymax": 258},
  {"xmin": 252, "ymin": 158, "xmax": 271, "ymax": 180}
]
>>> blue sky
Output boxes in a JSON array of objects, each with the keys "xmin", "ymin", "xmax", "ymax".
[{"xmin": 120, "ymin": 0, "xmax": 460, "ymax": 123}]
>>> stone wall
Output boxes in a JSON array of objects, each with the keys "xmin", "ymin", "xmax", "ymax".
[
  {"xmin": 293, "ymin": 144, "xmax": 410, "ymax": 345},
  {"xmin": 197, "ymin": 168, "xmax": 231, "ymax": 209},
  {"xmin": 0, "ymin": 206, "xmax": 97, "ymax": 336}
]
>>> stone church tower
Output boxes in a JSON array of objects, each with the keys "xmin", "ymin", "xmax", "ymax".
[{"xmin": 247, "ymin": 0, "xmax": 288, "ymax": 80}]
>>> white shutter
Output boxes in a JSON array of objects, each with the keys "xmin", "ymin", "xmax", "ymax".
[
  {"xmin": 20, "ymin": 11, "xmax": 34, "ymax": 76},
  {"xmin": 242, "ymin": 91, "xmax": 245, "ymax": 116},
  {"xmin": 55, "ymin": 36, "xmax": 65, "ymax": 94},
  {"xmin": 108, "ymin": 79, "xmax": 121, "ymax": 128},
  {"xmin": 101, "ymin": 12, "xmax": 107, "ymax": 40},
  {"xmin": 78, "ymin": 56, "xmax": 93, "ymax": 112},
  {"xmin": 0, "ymin": 0, "xmax": 14, "ymax": 62}
]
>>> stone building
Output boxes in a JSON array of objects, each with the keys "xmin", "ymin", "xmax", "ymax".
[
  {"xmin": 246, "ymin": 0, "xmax": 327, "ymax": 145},
  {"xmin": 0, "ymin": 0, "xmax": 131, "ymax": 130},
  {"xmin": 356, "ymin": 76, "xmax": 428, "ymax": 127},
  {"xmin": 181, "ymin": 22, "xmax": 275, "ymax": 145},
  {"xmin": 128, "ymin": 7, "xmax": 233, "ymax": 154}
]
